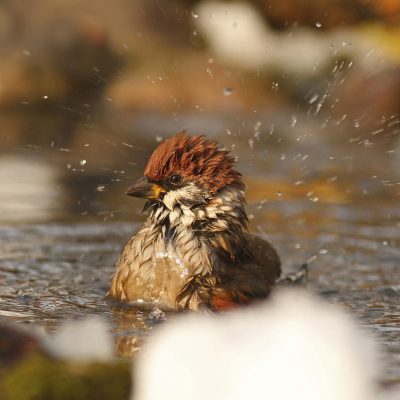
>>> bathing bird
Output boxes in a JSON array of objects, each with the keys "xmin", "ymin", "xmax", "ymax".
[{"xmin": 108, "ymin": 132, "xmax": 281, "ymax": 310}]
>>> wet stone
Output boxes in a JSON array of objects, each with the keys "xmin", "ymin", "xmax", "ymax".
[{"xmin": 379, "ymin": 287, "xmax": 400, "ymax": 299}]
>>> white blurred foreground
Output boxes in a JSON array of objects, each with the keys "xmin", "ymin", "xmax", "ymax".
[
  {"xmin": 46, "ymin": 318, "xmax": 114, "ymax": 362},
  {"xmin": 135, "ymin": 290, "xmax": 380, "ymax": 400}
]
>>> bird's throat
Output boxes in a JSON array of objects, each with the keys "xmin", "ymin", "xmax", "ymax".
[{"xmin": 147, "ymin": 185, "xmax": 249, "ymax": 275}]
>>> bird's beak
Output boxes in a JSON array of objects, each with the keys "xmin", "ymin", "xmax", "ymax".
[{"xmin": 125, "ymin": 178, "xmax": 166, "ymax": 199}]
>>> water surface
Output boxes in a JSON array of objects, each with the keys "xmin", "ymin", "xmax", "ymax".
[{"xmin": 0, "ymin": 112, "xmax": 399, "ymax": 384}]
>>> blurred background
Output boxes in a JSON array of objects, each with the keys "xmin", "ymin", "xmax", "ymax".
[
  {"xmin": 0, "ymin": 0, "xmax": 399, "ymax": 380},
  {"xmin": 1, "ymin": 0, "xmax": 400, "ymax": 224}
]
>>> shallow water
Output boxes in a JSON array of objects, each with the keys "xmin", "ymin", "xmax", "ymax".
[
  {"xmin": 0, "ymin": 111, "xmax": 399, "ymax": 384},
  {"xmin": 0, "ymin": 197, "xmax": 399, "ymax": 380}
]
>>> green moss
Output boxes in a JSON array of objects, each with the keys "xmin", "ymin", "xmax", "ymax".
[{"xmin": 1, "ymin": 355, "xmax": 131, "ymax": 400}]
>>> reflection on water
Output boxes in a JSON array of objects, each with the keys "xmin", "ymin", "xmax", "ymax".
[{"xmin": 0, "ymin": 110, "xmax": 399, "ymax": 384}]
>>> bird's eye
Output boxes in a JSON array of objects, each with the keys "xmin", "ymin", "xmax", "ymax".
[{"xmin": 169, "ymin": 174, "xmax": 182, "ymax": 185}]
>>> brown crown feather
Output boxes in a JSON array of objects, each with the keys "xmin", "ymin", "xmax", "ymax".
[{"xmin": 144, "ymin": 132, "xmax": 243, "ymax": 193}]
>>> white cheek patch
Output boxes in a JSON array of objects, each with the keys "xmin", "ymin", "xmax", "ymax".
[{"xmin": 163, "ymin": 191, "xmax": 179, "ymax": 211}]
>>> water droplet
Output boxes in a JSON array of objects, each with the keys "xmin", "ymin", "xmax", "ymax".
[
  {"xmin": 294, "ymin": 243, "xmax": 301, "ymax": 249},
  {"xmin": 307, "ymin": 255, "xmax": 317, "ymax": 263},
  {"xmin": 96, "ymin": 185, "xmax": 106, "ymax": 192},
  {"xmin": 226, "ymin": 129, "xmax": 232, "ymax": 135},
  {"xmin": 291, "ymin": 115, "xmax": 297, "ymax": 128},
  {"xmin": 66, "ymin": 164, "xmax": 72, "ymax": 169},
  {"xmin": 191, "ymin": 11, "xmax": 199, "ymax": 18},
  {"xmin": 269, "ymin": 124, "xmax": 275, "ymax": 135},
  {"xmin": 42, "ymin": 95, "xmax": 48, "ymax": 99},
  {"xmin": 223, "ymin": 87, "xmax": 233, "ymax": 96},
  {"xmin": 354, "ymin": 121, "xmax": 360, "ymax": 128},
  {"xmin": 315, "ymin": 22, "xmax": 322, "ymax": 28},
  {"xmin": 249, "ymin": 214, "xmax": 254, "ymax": 220},
  {"xmin": 277, "ymin": 191, "xmax": 282, "ymax": 197},
  {"xmin": 272, "ymin": 82, "xmax": 279, "ymax": 91},
  {"xmin": 280, "ymin": 153, "xmax": 286, "ymax": 161},
  {"xmin": 22, "ymin": 49, "xmax": 31, "ymax": 57},
  {"xmin": 309, "ymin": 94, "xmax": 319, "ymax": 104},
  {"xmin": 253, "ymin": 121, "xmax": 262, "ymax": 139},
  {"xmin": 248, "ymin": 138, "xmax": 254, "ymax": 149},
  {"xmin": 155, "ymin": 136, "xmax": 163, "ymax": 142},
  {"xmin": 208, "ymin": 58, "xmax": 214, "ymax": 64},
  {"xmin": 190, "ymin": 30, "xmax": 203, "ymax": 47},
  {"xmin": 80, "ymin": 159, "xmax": 87, "ymax": 166},
  {"xmin": 319, "ymin": 248, "xmax": 328, "ymax": 255}
]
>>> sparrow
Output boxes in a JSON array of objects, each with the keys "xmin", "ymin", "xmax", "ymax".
[{"xmin": 108, "ymin": 132, "xmax": 281, "ymax": 311}]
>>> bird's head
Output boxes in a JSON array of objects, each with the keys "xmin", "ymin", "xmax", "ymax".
[{"xmin": 126, "ymin": 132, "xmax": 244, "ymax": 211}]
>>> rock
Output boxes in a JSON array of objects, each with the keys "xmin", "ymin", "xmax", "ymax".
[
  {"xmin": 0, "ymin": 324, "xmax": 42, "ymax": 368},
  {"xmin": 2, "ymin": 354, "xmax": 131, "ymax": 400},
  {"xmin": 0, "ymin": 320, "xmax": 131, "ymax": 400}
]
